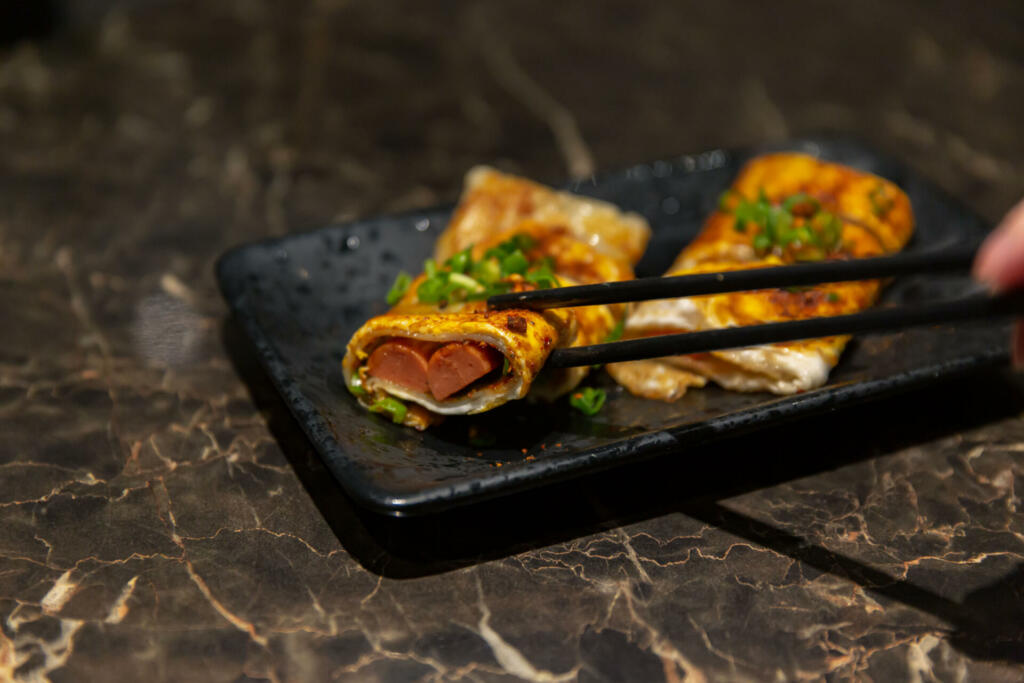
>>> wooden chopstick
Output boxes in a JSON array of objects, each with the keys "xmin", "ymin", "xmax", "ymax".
[
  {"xmin": 545, "ymin": 289, "xmax": 1023, "ymax": 368},
  {"xmin": 487, "ymin": 242, "xmax": 979, "ymax": 311}
]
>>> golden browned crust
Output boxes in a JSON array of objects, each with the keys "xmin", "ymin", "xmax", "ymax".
[{"xmin": 609, "ymin": 153, "xmax": 915, "ymax": 401}]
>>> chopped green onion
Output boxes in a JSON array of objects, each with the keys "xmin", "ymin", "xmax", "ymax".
[
  {"xmin": 765, "ymin": 206, "xmax": 790, "ymax": 243},
  {"xmin": 369, "ymin": 397, "xmax": 407, "ymax": 424},
  {"xmin": 448, "ymin": 272, "xmax": 483, "ymax": 292},
  {"xmin": 722, "ymin": 189, "xmax": 844, "ymax": 259},
  {"xmin": 471, "ymin": 258, "xmax": 502, "ymax": 285},
  {"xmin": 778, "ymin": 225, "xmax": 812, "ymax": 249},
  {"xmin": 412, "ymin": 233, "xmax": 559, "ymax": 305},
  {"xmin": 570, "ymin": 387, "xmax": 607, "ymax": 416},
  {"xmin": 820, "ymin": 213, "xmax": 842, "ymax": 250},
  {"xmin": 348, "ymin": 377, "xmax": 368, "ymax": 396},
  {"xmin": 502, "ymin": 357, "xmax": 511, "ymax": 375},
  {"xmin": 418, "ymin": 272, "xmax": 483, "ymax": 304},
  {"xmin": 444, "ymin": 247, "xmax": 473, "ymax": 274},
  {"xmin": 604, "ymin": 317, "xmax": 626, "ymax": 343},
  {"xmin": 734, "ymin": 200, "xmax": 755, "ymax": 225},
  {"xmin": 798, "ymin": 226, "xmax": 819, "ymax": 246},
  {"xmin": 827, "ymin": 292, "xmax": 841, "ymax": 303},
  {"xmin": 524, "ymin": 260, "xmax": 559, "ymax": 289},
  {"xmin": 386, "ymin": 271, "xmax": 412, "ymax": 305},
  {"xmin": 416, "ymin": 273, "xmax": 450, "ymax": 303},
  {"xmin": 501, "ymin": 249, "xmax": 529, "ymax": 276},
  {"xmin": 869, "ymin": 184, "xmax": 893, "ymax": 216},
  {"xmin": 525, "ymin": 273, "xmax": 558, "ymax": 289},
  {"xmin": 485, "ymin": 234, "xmax": 537, "ymax": 260}
]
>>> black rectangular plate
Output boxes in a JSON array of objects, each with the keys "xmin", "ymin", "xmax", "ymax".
[{"xmin": 216, "ymin": 137, "xmax": 1007, "ymax": 516}]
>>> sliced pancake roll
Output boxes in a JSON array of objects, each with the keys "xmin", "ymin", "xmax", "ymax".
[{"xmin": 343, "ymin": 166, "xmax": 651, "ymax": 430}]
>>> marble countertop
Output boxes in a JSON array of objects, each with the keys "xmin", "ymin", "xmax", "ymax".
[{"xmin": 3, "ymin": 1, "xmax": 1024, "ymax": 680}]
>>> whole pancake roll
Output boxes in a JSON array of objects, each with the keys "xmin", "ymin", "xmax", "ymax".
[
  {"xmin": 607, "ymin": 153, "xmax": 915, "ymax": 401},
  {"xmin": 343, "ymin": 166, "xmax": 651, "ymax": 430}
]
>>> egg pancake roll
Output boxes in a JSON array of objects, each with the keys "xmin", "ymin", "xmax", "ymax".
[
  {"xmin": 343, "ymin": 166, "xmax": 651, "ymax": 429},
  {"xmin": 607, "ymin": 153, "xmax": 915, "ymax": 400}
]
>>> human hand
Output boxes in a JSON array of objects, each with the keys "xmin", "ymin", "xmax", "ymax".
[{"xmin": 973, "ymin": 198, "xmax": 1024, "ymax": 364}]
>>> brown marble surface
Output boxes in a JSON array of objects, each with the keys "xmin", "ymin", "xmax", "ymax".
[{"xmin": 3, "ymin": 1, "xmax": 1024, "ymax": 680}]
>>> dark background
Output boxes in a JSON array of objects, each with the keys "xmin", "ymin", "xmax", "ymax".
[{"xmin": 3, "ymin": 1, "xmax": 1024, "ymax": 680}]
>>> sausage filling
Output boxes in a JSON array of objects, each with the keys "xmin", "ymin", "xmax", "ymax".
[{"xmin": 367, "ymin": 338, "xmax": 504, "ymax": 401}]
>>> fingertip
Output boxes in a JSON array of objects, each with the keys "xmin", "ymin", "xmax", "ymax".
[
  {"xmin": 973, "ymin": 230, "xmax": 1011, "ymax": 288},
  {"xmin": 972, "ymin": 237, "xmax": 999, "ymax": 282},
  {"xmin": 975, "ymin": 198, "xmax": 1024, "ymax": 288}
]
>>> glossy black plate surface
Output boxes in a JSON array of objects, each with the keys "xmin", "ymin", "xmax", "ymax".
[{"xmin": 216, "ymin": 137, "xmax": 1007, "ymax": 516}]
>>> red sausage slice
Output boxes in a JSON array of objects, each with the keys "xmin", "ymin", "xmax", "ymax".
[
  {"xmin": 366, "ymin": 339, "xmax": 440, "ymax": 394},
  {"xmin": 427, "ymin": 342, "xmax": 503, "ymax": 401}
]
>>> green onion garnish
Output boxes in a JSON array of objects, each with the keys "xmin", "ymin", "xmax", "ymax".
[
  {"xmin": 570, "ymin": 387, "xmax": 607, "ymax": 416},
  {"xmin": 485, "ymin": 234, "xmax": 536, "ymax": 261},
  {"xmin": 501, "ymin": 250, "xmax": 529, "ymax": 276},
  {"xmin": 448, "ymin": 272, "xmax": 484, "ymax": 292},
  {"xmin": 810, "ymin": 211, "xmax": 842, "ymax": 251},
  {"xmin": 827, "ymin": 292, "xmax": 841, "ymax": 303},
  {"xmin": 417, "ymin": 272, "xmax": 478, "ymax": 304},
  {"xmin": 721, "ymin": 189, "xmax": 843, "ymax": 260},
  {"xmin": 386, "ymin": 271, "xmax": 412, "ymax": 305},
  {"xmin": 416, "ymin": 273, "xmax": 450, "ymax": 303},
  {"xmin": 603, "ymin": 317, "xmax": 626, "ymax": 343},
  {"xmin": 402, "ymin": 233, "xmax": 560, "ymax": 306},
  {"xmin": 471, "ymin": 258, "xmax": 502, "ymax": 285},
  {"xmin": 524, "ymin": 259, "xmax": 559, "ymax": 289},
  {"xmin": 868, "ymin": 184, "xmax": 893, "ymax": 216},
  {"xmin": 348, "ymin": 377, "xmax": 368, "ymax": 396},
  {"xmin": 369, "ymin": 397, "xmax": 407, "ymax": 424},
  {"xmin": 444, "ymin": 247, "xmax": 472, "ymax": 274},
  {"xmin": 525, "ymin": 271, "xmax": 558, "ymax": 289}
]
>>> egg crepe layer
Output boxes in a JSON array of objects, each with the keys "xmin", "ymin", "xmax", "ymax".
[
  {"xmin": 607, "ymin": 153, "xmax": 915, "ymax": 401},
  {"xmin": 343, "ymin": 166, "xmax": 651, "ymax": 430}
]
